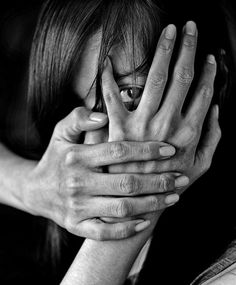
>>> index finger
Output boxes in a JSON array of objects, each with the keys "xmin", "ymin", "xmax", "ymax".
[
  {"xmin": 101, "ymin": 57, "xmax": 128, "ymax": 121},
  {"xmin": 136, "ymin": 24, "xmax": 176, "ymax": 120}
]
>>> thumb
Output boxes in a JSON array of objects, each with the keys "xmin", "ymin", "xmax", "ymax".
[{"xmin": 53, "ymin": 107, "xmax": 108, "ymax": 143}]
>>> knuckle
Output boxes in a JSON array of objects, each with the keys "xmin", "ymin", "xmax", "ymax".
[
  {"xmin": 109, "ymin": 142, "xmax": 129, "ymax": 160},
  {"xmin": 176, "ymin": 125, "xmax": 198, "ymax": 146},
  {"xmin": 71, "ymin": 107, "xmax": 83, "ymax": 123},
  {"xmin": 65, "ymin": 150, "xmax": 75, "ymax": 166},
  {"xmin": 64, "ymin": 218, "xmax": 76, "ymax": 234},
  {"xmin": 119, "ymin": 175, "xmax": 141, "ymax": 194},
  {"xmin": 115, "ymin": 226, "xmax": 129, "ymax": 239},
  {"xmin": 103, "ymin": 90, "xmax": 113, "ymax": 104},
  {"xmin": 65, "ymin": 146, "xmax": 80, "ymax": 166},
  {"xmin": 69, "ymin": 106, "xmax": 90, "ymax": 132},
  {"xmin": 174, "ymin": 67, "xmax": 194, "ymax": 85},
  {"xmin": 94, "ymin": 228, "xmax": 106, "ymax": 241},
  {"xmin": 54, "ymin": 121, "xmax": 62, "ymax": 134},
  {"xmin": 72, "ymin": 107, "xmax": 84, "ymax": 119},
  {"xmin": 67, "ymin": 197, "xmax": 79, "ymax": 213},
  {"xmin": 65, "ymin": 177, "xmax": 78, "ymax": 192},
  {"xmin": 65, "ymin": 175, "xmax": 85, "ymax": 194},
  {"xmin": 158, "ymin": 39, "xmax": 173, "ymax": 55},
  {"xmin": 142, "ymin": 161, "xmax": 157, "ymax": 173},
  {"xmin": 149, "ymin": 196, "xmax": 160, "ymax": 211},
  {"xmin": 199, "ymin": 84, "xmax": 213, "ymax": 100},
  {"xmin": 158, "ymin": 174, "xmax": 174, "ymax": 192},
  {"xmin": 148, "ymin": 72, "xmax": 167, "ymax": 90},
  {"xmin": 136, "ymin": 161, "xmax": 148, "ymax": 173},
  {"xmin": 186, "ymin": 125, "xmax": 198, "ymax": 142},
  {"xmin": 114, "ymin": 199, "xmax": 133, "ymax": 218},
  {"xmin": 183, "ymin": 35, "xmax": 196, "ymax": 49},
  {"xmin": 141, "ymin": 142, "xmax": 155, "ymax": 158}
]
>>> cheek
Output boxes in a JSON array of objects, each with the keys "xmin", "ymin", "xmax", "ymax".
[
  {"xmin": 73, "ymin": 72, "xmax": 97, "ymax": 110},
  {"xmin": 72, "ymin": 58, "xmax": 98, "ymax": 109}
]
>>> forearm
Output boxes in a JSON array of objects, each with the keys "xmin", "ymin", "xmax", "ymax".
[
  {"xmin": 61, "ymin": 214, "xmax": 160, "ymax": 285},
  {"xmin": 0, "ymin": 142, "xmax": 36, "ymax": 213}
]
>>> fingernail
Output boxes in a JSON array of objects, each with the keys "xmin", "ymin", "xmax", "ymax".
[
  {"xmin": 207, "ymin": 54, "xmax": 215, "ymax": 64},
  {"xmin": 135, "ymin": 220, "xmax": 151, "ymax": 232},
  {"xmin": 165, "ymin": 24, "xmax": 176, "ymax": 39},
  {"xmin": 89, "ymin": 112, "xmax": 107, "ymax": 122},
  {"xmin": 186, "ymin": 21, "xmax": 196, "ymax": 35},
  {"xmin": 160, "ymin": 146, "xmax": 176, "ymax": 157},
  {"xmin": 175, "ymin": 176, "xmax": 189, "ymax": 188},
  {"xmin": 165, "ymin": 193, "xmax": 179, "ymax": 205}
]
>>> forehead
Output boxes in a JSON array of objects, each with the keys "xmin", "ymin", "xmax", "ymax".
[{"xmin": 72, "ymin": 31, "xmax": 145, "ymax": 101}]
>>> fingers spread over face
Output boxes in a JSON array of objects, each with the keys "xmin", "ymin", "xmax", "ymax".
[
  {"xmin": 185, "ymin": 55, "xmax": 217, "ymax": 127},
  {"xmin": 137, "ymin": 24, "xmax": 176, "ymax": 120},
  {"xmin": 102, "ymin": 57, "xmax": 127, "ymax": 121},
  {"xmin": 162, "ymin": 21, "xmax": 197, "ymax": 115}
]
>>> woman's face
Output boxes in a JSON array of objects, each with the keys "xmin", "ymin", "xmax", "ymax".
[{"xmin": 73, "ymin": 32, "xmax": 147, "ymax": 110}]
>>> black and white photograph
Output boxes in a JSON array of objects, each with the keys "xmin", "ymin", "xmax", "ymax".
[{"xmin": 0, "ymin": 0, "xmax": 235, "ymax": 284}]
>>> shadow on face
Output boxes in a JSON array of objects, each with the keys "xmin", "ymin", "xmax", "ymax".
[{"xmin": 72, "ymin": 31, "xmax": 148, "ymax": 111}]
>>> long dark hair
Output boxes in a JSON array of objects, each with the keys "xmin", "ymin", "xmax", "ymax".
[
  {"xmin": 28, "ymin": 0, "xmax": 163, "ymax": 152},
  {"xmin": 27, "ymin": 0, "xmax": 163, "ymax": 263}
]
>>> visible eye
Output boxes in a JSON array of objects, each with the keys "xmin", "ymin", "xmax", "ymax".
[{"xmin": 120, "ymin": 86, "xmax": 143, "ymax": 111}]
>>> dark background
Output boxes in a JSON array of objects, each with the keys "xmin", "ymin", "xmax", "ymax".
[{"xmin": 0, "ymin": 1, "xmax": 236, "ymax": 284}]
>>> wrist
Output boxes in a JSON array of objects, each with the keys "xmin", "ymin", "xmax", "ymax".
[{"xmin": 21, "ymin": 160, "xmax": 42, "ymax": 216}]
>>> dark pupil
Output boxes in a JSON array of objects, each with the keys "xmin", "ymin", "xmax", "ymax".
[{"xmin": 127, "ymin": 88, "xmax": 134, "ymax": 99}]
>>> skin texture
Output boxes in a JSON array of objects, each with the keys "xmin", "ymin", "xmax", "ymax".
[
  {"xmin": 0, "ymin": 20, "xmax": 219, "ymax": 243},
  {"xmin": 23, "ymin": 108, "xmax": 181, "ymax": 240},
  {"xmin": 74, "ymin": 22, "xmax": 221, "ymax": 219},
  {"xmin": 61, "ymin": 22, "xmax": 221, "ymax": 285},
  {"xmin": 16, "ymin": 31, "xmax": 190, "ymax": 240},
  {"xmin": 18, "ymin": 25, "xmax": 204, "ymax": 241},
  {"xmin": 103, "ymin": 22, "xmax": 220, "ymax": 188}
]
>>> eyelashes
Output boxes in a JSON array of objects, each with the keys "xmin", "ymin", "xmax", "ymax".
[
  {"xmin": 88, "ymin": 85, "xmax": 144, "ymax": 113},
  {"xmin": 119, "ymin": 86, "xmax": 143, "ymax": 111}
]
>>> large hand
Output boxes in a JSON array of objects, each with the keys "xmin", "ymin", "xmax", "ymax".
[
  {"xmin": 22, "ymin": 107, "xmax": 183, "ymax": 240},
  {"xmin": 103, "ymin": 22, "xmax": 221, "ymax": 195}
]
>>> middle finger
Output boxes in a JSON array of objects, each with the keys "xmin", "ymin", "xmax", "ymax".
[
  {"xmin": 136, "ymin": 24, "xmax": 176, "ymax": 121},
  {"xmin": 161, "ymin": 21, "xmax": 198, "ymax": 115}
]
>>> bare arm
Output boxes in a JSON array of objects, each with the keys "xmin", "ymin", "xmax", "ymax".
[
  {"xmin": 0, "ymin": 142, "xmax": 36, "ymax": 212},
  {"xmin": 61, "ymin": 214, "xmax": 157, "ymax": 285}
]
